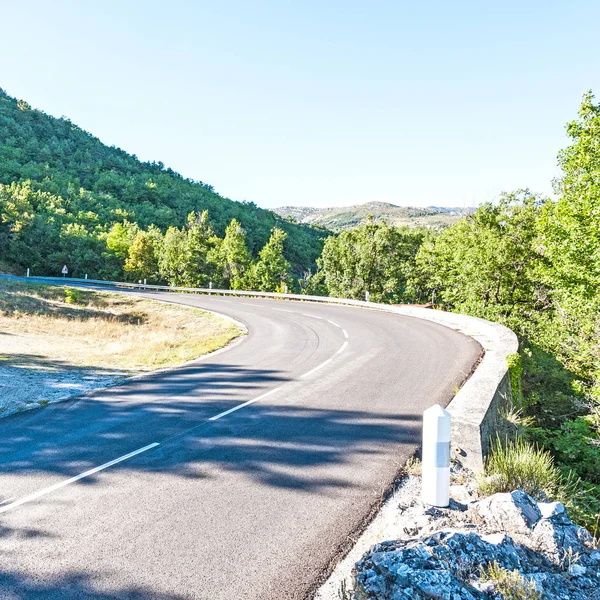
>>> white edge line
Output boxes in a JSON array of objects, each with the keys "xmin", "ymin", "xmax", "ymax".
[
  {"xmin": 0, "ymin": 443, "xmax": 160, "ymax": 515},
  {"xmin": 343, "ymin": 329, "xmax": 349, "ymax": 339},
  {"xmin": 208, "ymin": 386, "xmax": 284, "ymax": 421}
]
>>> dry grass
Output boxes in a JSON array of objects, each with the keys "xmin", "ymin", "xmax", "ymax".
[{"xmin": 0, "ymin": 279, "xmax": 243, "ymax": 372}]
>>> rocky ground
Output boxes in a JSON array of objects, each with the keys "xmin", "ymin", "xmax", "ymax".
[{"xmin": 346, "ymin": 466, "xmax": 599, "ymax": 599}]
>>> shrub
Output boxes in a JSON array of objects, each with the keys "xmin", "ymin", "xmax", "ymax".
[
  {"xmin": 63, "ymin": 288, "xmax": 81, "ymax": 305},
  {"xmin": 480, "ymin": 562, "xmax": 542, "ymax": 600},
  {"xmin": 479, "ymin": 436, "xmax": 561, "ymax": 499}
]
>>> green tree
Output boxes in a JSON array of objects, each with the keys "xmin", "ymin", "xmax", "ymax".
[
  {"xmin": 124, "ymin": 226, "xmax": 163, "ymax": 283},
  {"xmin": 250, "ymin": 228, "xmax": 291, "ymax": 292},
  {"xmin": 158, "ymin": 226, "xmax": 189, "ymax": 286},
  {"xmin": 105, "ymin": 221, "xmax": 139, "ymax": 262},
  {"xmin": 219, "ymin": 219, "xmax": 251, "ymax": 289},
  {"xmin": 184, "ymin": 210, "xmax": 220, "ymax": 287},
  {"xmin": 319, "ymin": 219, "xmax": 425, "ymax": 302},
  {"xmin": 411, "ymin": 191, "xmax": 547, "ymax": 324}
]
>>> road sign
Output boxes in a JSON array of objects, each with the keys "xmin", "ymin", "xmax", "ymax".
[{"xmin": 62, "ymin": 265, "xmax": 68, "ymax": 277}]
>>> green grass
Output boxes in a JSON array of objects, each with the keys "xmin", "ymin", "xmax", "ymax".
[{"xmin": 479, "ymin": 436, "xmax": 562, "ymax": 500}]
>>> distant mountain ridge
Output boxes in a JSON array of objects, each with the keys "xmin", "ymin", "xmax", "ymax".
[{"xmin": 274, "ymin": 201, "xmax": 472, "ymax": 231}]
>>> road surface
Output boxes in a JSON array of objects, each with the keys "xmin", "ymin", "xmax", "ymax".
[{"xmin": 0, "ymin": 290, "xmax": 482, "ymax": 599}]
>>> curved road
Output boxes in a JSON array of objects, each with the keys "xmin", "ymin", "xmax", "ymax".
[{"xmin": 0, "ymin": 290, "xmax": 481, "ymax": 599}]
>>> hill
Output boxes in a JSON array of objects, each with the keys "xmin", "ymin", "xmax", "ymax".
[
  {"xmin": 0, "ymin": 89, "xmax": 327, "ymax": 278},
  {"xmin": 274, "ymin": 201, "xmax": 472, "ymax": 231}
]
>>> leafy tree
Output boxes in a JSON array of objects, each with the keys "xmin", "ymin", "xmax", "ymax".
[
  {"xmin": 124, "ymin": 226, "xmax": 163, "ymax": 283},
  {"xmin": 184, "ymin": 211, "xmax": 220, "ymax": 287},
  {"xmin": 411, "ymin": 191, "xmax": 548, "ymax": 324},
  {"xmin": 319, "ymin": 219, "xmax": 425, "ymax": 302},
  {"xmin": 219, "ymin": 219, "xmax": 251, "ymax": 289},
  {"xmin": 158, "ymin": 226, "xmax": 189, "ymax": 286},
  {"xmin": 105, "ymin": 221, "xmax": 139, "ymax": 262},
  {"xmin": 250, "ymin": 228, "xmax": 291, "ymax": 292}
]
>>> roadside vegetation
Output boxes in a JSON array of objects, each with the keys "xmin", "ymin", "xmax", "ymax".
[{"xmin": 0, "ymin": 279, "xmax": 242, "ymax": 372}]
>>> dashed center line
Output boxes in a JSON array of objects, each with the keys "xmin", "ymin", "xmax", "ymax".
[
  {"xmin": 0, "ymin": 307, "xmax": 352, "ymax": 515},
  {"xmin": 302, "ymin": 313, "xmax": 322, "ymax": 320},
  {"xmin": 0, "ymin": 443, "xmax": 160, "ymax": 515},
  {"xmin": 208, "ymin": 386, "xmax": 283, "ymax": 421},
  {"xmin": 300, "ymin": 340, "xmax": 349, "ymax": 379}
]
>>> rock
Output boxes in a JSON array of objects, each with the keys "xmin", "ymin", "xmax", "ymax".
[
  {"xmin": 532, "ymin": 517, "xmax": 595, "ymax": 565},
  {"xmin": 569, "ymin": 564, "xmax": 587, "ymax": 577},
  {"xmin": 352, "ymin": 488, "xmax": 600, "ymax": 600},
  {"xmin": 449, "ymin": 485, "xmax": 473, "ymax": 506},
  {"xmin": 538, "ymin": 501, "xmax": 571, "ymax": 525},
  {"xmin": 470, "ymin": 489, "xmax": 542, "ymax": 535}
]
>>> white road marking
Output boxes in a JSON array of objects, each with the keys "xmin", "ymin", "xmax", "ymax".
[
  {"xmin": 327, "ymin": 319, "xmax": 340, "ymax": 328},
  {"xmin": 242, "ymin": 302, "xmax": 264, "ymax": 307},
  {"xmin": 273, "ymin": 308, "xmax": 294, "ymax": 313},
  {"xmin": 300, "ymin": 340, "xmax": 349, "ymax": 379},
  {"xmin": 1, "ymin": 320, "xmax": 351, "ymax": 513},
  {"xmin": 302, "ymin": 313, "xmax": 322, "ymax": 320},
  {"xmin": 208, "ymin": 386, "xmax": 283, "ymax": 421},
  {"xmin": 0, "ymin": 443, "xmax": 160, "ymax": 515}
]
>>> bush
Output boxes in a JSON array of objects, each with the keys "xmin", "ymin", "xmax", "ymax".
[
  {"xmin": 479, "ymin": 436, "xmax": 561, "ymax": 499},
  {"xmin": 480, "ymin": 562, "xmax": 542, "ymax": 600},
  {"xmin": 63, "ymin": 288, "xmax": 81, "ymax": 305}
]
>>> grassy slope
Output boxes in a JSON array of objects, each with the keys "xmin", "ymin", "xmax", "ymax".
[{"xmin": 0, "ymin": 279, "xmax": 243, "ymax": 372}]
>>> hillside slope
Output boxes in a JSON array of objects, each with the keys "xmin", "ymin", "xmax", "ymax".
[
  {"xmin": 0, "ymin": 89, "xmax": 327, "ymax": 277},
  {"xmin": 275, "ymin": 201, "xmax": 471, "ymax": 231}
]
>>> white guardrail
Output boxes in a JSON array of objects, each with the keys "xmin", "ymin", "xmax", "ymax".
[{"xmin": 12, "ymin": 274, "xmax": 519, "ymax": 471}]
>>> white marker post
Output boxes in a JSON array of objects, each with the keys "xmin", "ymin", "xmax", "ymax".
[
  {"xmin": 284, "ymin": 284, "xmax": 288, "ymax": 294},
  {"xmin": 365, "ymin": 291, "xmax": 370, "ymax": 302},
  {"xmin": 422, "ymin": 404, "xmax": 451, "ymax": 507},
  {"xmin": 85, "ymin": 274, "xmax": 88, "ymax": 280},
  {"xmin": 26, "ymin": 268, "xmax": 30, "ymax": 277}
]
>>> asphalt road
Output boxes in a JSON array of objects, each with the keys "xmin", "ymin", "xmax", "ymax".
[{"xmin": 0, "ymin": 290, "xmax": 482, "ymax": 599}]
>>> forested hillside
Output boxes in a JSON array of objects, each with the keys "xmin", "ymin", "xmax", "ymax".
[{"xmin": 0, "ymin": 89, "xmax": 327, "ymax": 279}]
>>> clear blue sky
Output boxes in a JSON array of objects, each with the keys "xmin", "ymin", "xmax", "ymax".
[{"xmin": 2, "ymin": 1, "xmax": 599, "ymax": 209}]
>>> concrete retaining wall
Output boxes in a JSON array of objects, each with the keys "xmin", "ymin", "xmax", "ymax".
[{"xmin": 12, "ymin": 275, "xmax": 519, "ymax": 471}]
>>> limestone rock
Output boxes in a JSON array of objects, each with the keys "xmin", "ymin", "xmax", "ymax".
[{"xmin": 470, "ymin": 489, "xmax": 541, "ymax": 535}]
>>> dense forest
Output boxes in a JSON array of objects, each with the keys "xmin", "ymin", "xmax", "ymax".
[{"xmin": 0, "ymin": 88, "xmax": 327, "ymax": 282}]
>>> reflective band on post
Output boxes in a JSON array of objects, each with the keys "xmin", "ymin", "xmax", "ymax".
[{"xmin": 436, "ymin": 441, "xmax": 450, "ymax": 468}]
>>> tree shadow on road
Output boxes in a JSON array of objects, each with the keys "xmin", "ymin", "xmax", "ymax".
[
  {"xmin": 0, "ymin": 359, "xmax": 421, "ymax": 493},
  {"xmin": 0, "ymin": 360, "xmax": 424, "ymax": 599}
]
